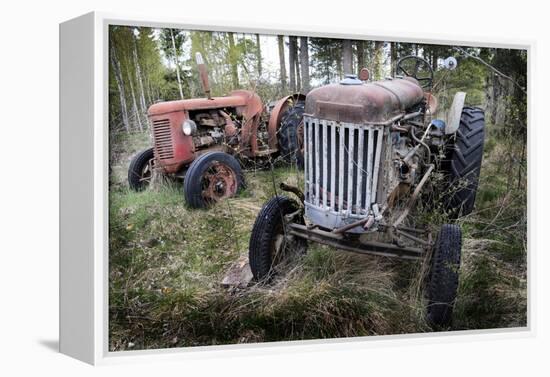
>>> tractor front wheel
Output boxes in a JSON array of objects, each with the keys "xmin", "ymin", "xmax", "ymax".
[
  {"xmin": 426, "ymin": 224, "xmax": 462, "ymax": 328},
  {"xmin": 249, "ymin": 196, "xmax": 307, "ymax": 281},
  {"xmin": 128, "ymin": 147, "xmax": 155, "ymax": 191},
  {"xmin": 183, "ymin": 152, "xmax": 244, "ymax": 209}
]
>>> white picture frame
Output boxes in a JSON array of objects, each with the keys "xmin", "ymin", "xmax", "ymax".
[{"xmin": 59, "ymin": 11, "xmax": 534, "ymax": 365}]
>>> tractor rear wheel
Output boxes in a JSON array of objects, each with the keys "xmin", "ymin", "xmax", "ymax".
[
  {"xmin": 426, "ymin": 224, "xmax": 462, "ymax": 328},
  {"xmin": 249, "ymin": 196, "xmax": 307, "ymax": 281},
  {"xmin": 444, "ymin": 107, "xmax": 485, "ymax": 218},
  {"xmin": 128, "ymin": 147, "xmax": 155, "ymax": 191},
  {"xmin": 183, "ymin": 152, "xmax": 244, "ymax": 209},
  {"xmin": 278, "ymin": 99, "xmax": 305, "ymax": 169}
]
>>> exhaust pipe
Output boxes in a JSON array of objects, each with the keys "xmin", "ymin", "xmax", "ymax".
[{"xmin": 195, "ymin": 52, "xmax": 212, "ymax": 100}]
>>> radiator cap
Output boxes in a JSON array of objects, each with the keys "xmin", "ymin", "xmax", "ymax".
[{"xmin": 340, "ymin": 74, "xmax": 363, "ymax": 85}]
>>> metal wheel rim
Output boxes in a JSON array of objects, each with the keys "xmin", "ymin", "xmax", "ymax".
[{"xmin": 201, "ymin": 162, "xmax": 238, "ymax": 203}]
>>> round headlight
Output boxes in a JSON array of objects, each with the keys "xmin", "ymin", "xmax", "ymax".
[{"xmin": 182, "ymin": 119, "xmax": 197, "ymax": 136}]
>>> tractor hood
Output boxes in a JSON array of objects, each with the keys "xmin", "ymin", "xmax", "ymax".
[
  {"xmin": 147, "ymin": 90, "xmax": 260, "ymax": 117},
  {"xmin": 304, "ymin": 77, "xmax": 424, "ymax": 124}
]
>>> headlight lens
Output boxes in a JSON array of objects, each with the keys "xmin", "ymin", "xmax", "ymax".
[{"xmin": 182, "ymin": 120, "xmax": 197, "ymax": 136}]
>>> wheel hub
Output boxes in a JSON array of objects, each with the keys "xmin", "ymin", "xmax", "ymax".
[{"xmin": 202, "ymin": 162, "xmax": 238, "ymax": 202}]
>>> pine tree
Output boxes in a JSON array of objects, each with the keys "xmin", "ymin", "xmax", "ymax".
[
  {"xmin": 299, "ymin": 37, "xmax": 310, "ymax": 92},
  {"xmin": 288, "ymin": 36, "xmax": 298, "ymax": 92},
  {"xmin": 342, "ymin": 39, "xmax": 353, "ymax": 75},
  {"xmin": 278, "ymin": 35, "xmax": 287, "ymax": 92}
]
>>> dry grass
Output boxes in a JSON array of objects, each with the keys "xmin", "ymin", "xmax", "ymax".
[{"xmin": 108, "ymin": 131, "xmax": 527, "ymax": 351}]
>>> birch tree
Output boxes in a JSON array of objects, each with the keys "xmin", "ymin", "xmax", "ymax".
[
  {"xmin": 132, "ymin": 29, "xmax": 147, "ymax": 120},
  {"xmin": 110, "ymin": 43, "xmax": 130, "ymax": 132},
  {"xmin": 255, "ymin": 34, "xmax": 262, "ymax": 78},
  {"xmin": 169, "ymin": 29, "xmax": 184, "ymax": 99},
  {"xmin": 126, "ymin": 65, "xmax": 143, "ymax": 131}
]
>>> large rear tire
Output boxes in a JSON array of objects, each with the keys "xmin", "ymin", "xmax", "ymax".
[
  {"xmin": 183, "ymin": 152, "xmax": 244, "ymax": 209},
  {"xmin": 249, "ymin": 196, "xmax": 307, "ymax": 281},
  {"xmin": 278, "ymin": 99, "xmax": 305, "ymax": 169},
  {"xmin": 444, "ymin": 107, "xmax": 485, "ymax": 217},
  {"xmin": 426, "ymin": 224, "xmax": 462, "ymax": 328},
  {"xmin": 128, "ymin": 147, "xmax": 155, "ymax": 191}
]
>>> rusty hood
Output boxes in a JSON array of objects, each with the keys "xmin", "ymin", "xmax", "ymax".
[
  {"xmin": 148, "ymin": 90, "xmax": 261, "ymax": 117},
  {"xmin": 304, "ymin": 77, "xmax": 424, "ymax": 124}
]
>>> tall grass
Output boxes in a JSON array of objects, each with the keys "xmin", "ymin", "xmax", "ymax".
[{"xmin": 109, "ymin": 130, "xmax": 527, "ymax": 351}]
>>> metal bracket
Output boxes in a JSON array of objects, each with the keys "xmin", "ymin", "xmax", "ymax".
[{"xmin": 446, "ymin": 92, "xmax": 466, "ymax": 134}]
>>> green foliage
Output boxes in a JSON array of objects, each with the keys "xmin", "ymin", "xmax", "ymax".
[{"xmin": 433, "ymin": 57, "xmax": 487, "ymax": 114}]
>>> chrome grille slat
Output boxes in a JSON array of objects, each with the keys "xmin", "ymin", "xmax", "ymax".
[
  {"xmin": 330, "ymin": 123, "xmax": 336, "ymax": 211},
  {"xmin": 338, "ymin": 125, "xmax": 345, "ymax": 212},
  {"xmin": 365, "ymin": 127, "xmax": 374, "ymax": 208},
  {"xmin": 304, "ymin": 119, "xmax": 308, "ymax": 200},
  {"xmin": 356, "ymin": 128, "xmax": 364, "ymax": 211},
  {"xmin": 304, "ymin": 117, "xmax": 385, "ymax": 226},
  {"xmin": 307, "ymin": 117, "xmax": 313, "ymax": 202},
  {"xmin": 371, "ymin": 127, "xmax": 384, "ymax": 204},
  {"xmin": 347, "ymin": 124, "xmax": 354, "ymax": 215},
  {"xmin": 322, "ymin": 120, "xmax": 328, "ymax": 209},
  {"xmin": 314, "ymin": 120, "xmax": 320, "ymax": 207}
]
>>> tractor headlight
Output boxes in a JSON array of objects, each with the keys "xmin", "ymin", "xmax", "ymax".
[{"xmin": 182, "ymin": 119, "xmax": 197, "ymax": 136}]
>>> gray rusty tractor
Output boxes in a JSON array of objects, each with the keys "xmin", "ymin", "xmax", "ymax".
[{"xmin": 249, "ymin": 56, "xmax": 485, "ymax": 328}]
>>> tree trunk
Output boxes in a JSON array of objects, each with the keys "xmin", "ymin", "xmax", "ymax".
[
  {"xmin": 127, "ymin": 66, "xmax": 143, "ymax": 131},
  {"xmin": 295, "ymin": 55, "xmax": 301, "ymax": 92},
  {"xmin": 299, "ymin": 36, "xmax": 310, "ymax": 92},
  {"xmin": 390, "ymin": 42, "xmax": 398, "ymax": 74},
  {"xmin": 277, "ymin": 35, "xmax": 287, "ymax": 92},
  {"xmin": 288, "ymin": 36, "xmax": 298, "ymax": 92},
  {"xmin": 145, "ymin": 76, "xmax": 153, "ymax": 104},
  {"xmin": 133, "ymin": 35, "xmax": 148, "ymax": 123},
  {"xmin": 170, "ymin": 29, "xmax": 184, "ymax": 99},
  {"xmin": 110, "ymin": 44, "xmax": 130, "ymax": 133},
  {"xmin": 431, "ymin": 49, "xmax": 438, "ymax": 71},
  {"xmin": 227, "ymin": 32, "xmax": 239, "ymax": 88},
  {"xmin": 342, "ymin": 39, "xmax": 353, "ymax": 75},
  {"xmin": 336, "ymin": 54, "xmax": 342, "ymax": 80},
  {"xmin": 255, "ymin": 34, "xmax": 262, "ymax": 78},
  {"xmin": 356, "ymin": 40, "xmax": 365, "ymax": 76},
  {"xmin": 373, "ymin": 41, "xmax": 384, "ymax": 81}
]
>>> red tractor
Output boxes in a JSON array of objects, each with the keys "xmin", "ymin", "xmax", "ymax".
[{"xmin": 128, "ymin": 53, "xmax": 304, "ymax": 208}]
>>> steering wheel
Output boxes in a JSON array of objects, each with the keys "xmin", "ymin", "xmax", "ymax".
[{"xmin": 395, "ymin": 55, "xmax": 434, "ymax": 90}]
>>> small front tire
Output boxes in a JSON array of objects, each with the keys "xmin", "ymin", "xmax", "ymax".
[
  {"xmin": 249, "ymin": 196, "xmax": 307, "ymax": 281},
  {"xmin": 426, "ymin": 224, "xmax": 462, "ymax": 328},
  {"xmin": 128, "ymin": 147, "xmax": 155, "ymax": 191}
]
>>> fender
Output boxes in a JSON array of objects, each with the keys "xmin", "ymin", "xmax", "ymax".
[
  {"xmin": 267, "ymin": 93, "xmax": 306, "ymax": 150},
  {"xmin": 446, "ymin": 92, "xmax": 466, "ymax": 134}
]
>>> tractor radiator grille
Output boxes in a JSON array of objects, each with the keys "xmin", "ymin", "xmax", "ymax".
[
  {"xmin": 152, "ymin": 118, "xmax": 174, "ymax": 160},
  {"xmin": 304, "ymin": 116, "xmax": 385, "ymax": 222}
]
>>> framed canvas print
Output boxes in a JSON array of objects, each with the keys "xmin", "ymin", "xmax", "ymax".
[{"xmin": 59, "ymin": 11, "xmax": 531, "ymax": 365}]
